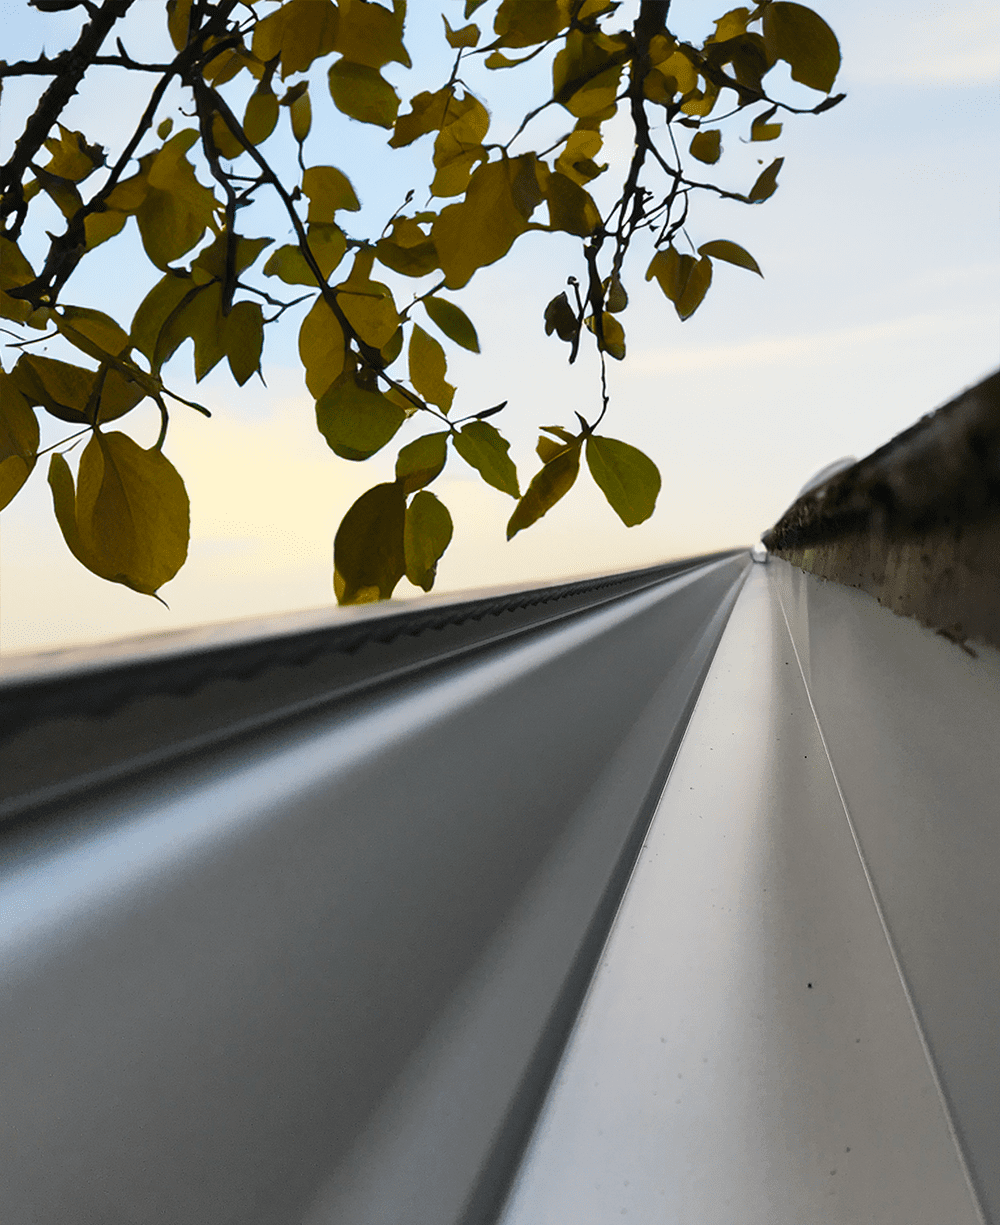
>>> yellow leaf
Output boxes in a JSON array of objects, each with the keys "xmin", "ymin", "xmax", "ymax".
[
  {"xmin": 104, "ymin": 171, "xmax": 149, "ymax": 213},
  {"xmin": 334, "ymin": 481, "xmax": 407, "ymax": 603},
  {"xmin": 137, "ymin": 131, "xmax": 217, "ymax": 267},
  {"xmin": 646, "ymin": 247, "xmax": 713, "ymax": 320},
  {"xmin": 252, "ymin": 0, "xmax": 338, "ymax": 79},
  {"xmin": 443, "ymin": 16, "xmax": 480, "ymax": 48},
  {"xmin": 689, "ymin": 128, "xmax": 722, "ymax": 164},
  {"xmin": 585, "ymin": 311, "xmax": 625, "ymax": 359},
  {"xmin": 69, "ymin": 431, "xmax": 189, "ymax": 595},
  {"xmin": 58, "ymin": 306, "xmax": 131, "ymax": 357},
  {"xmin": 334, "ymin": 0, "xmax": 411, "ymax": 69},
  {"xmin": 244, "ymin": 85, "xmax": 280, "ymax": 145},
  {"xmin": 751, "ymin": 104, "xmax": 783, "ymax": 141},
  {"xmin": 335, "ymin": 253, "xmax": 399, "ymax": 348},
  {"xmin": 698, "ymin": 239, "xmax": 762, "ymax": 275},
  {"xmin": 328, "ymin": 61, "xmax": 400, "ymax": 128},
  {"xmin": 390, "ymin": 88, "xmax": 453, "ymax": 148},
  {"xmin": 506, "ymin": 445, "xmax": 580, "ymax": 539},
  {"xmin": 585, "ymin": 435, "xmax": 660, "ymax": 526},
  {"xmin": 494, "ymin": 0, "xmax": 572, "ymax": 48},
  {"xmin": 554, "ymin": 128, "xmax": 606, "ymax": 185},
  {"xmin": 552, "ymin": 29, "xmax": 629, "ymax": 119},
  {"xmin": 42, "ymin": 124, "xmax": 104, "ymax": 182},
  {"xmin": 298, "ymin": 296, "xmax": 346, "ymax": 397},
  {"xmin": 211, "ymin": 110, "xmax": 244, "ymax": 160},
  {"xmin": 316, "ymin": 371, "xmax": 406, "ymax": 460},
  {"xmin": 166, "ymin": 0, "xmax": 193, "ymax": 50},
  {"xmin": 223, "ymin": 301, "xmax": 264, "ymax": 385},
  {"xmin": 375, "ymin": 217, "xmax": 439, "ymax": 277},
  {"xmin": 84, "ymin": 207, "xmax": 128, "ymax": 251},
  {"xmin": 395, "ymin": 431, "xmax": 449, "ymax": 493},
  {"xmin": 408, "ymin": 324, "xmax": 455, "ymax": 412},
  {"xmin": 12, "ymin": 355, "xmax": 143, "ymax": 425},
  {"xmin": 431, "ymin": 148, "xmax": 487, "ymax": 197},
  {"xmin": 422, "ymin": 296, "xmax": 480, "ymax": 352},
  {"xmin": 546, "ymin": 172, "xmax": 602, "ymax": 236},
  {"xmin": 155, "ymin": 282, "xmax": 226, "ymax": 380},
  {"xmin": 681, "ymin": 82, "xmax": 720, "ymax": 118},
  {"xmin": 432, "ymin": 157, "xmax": 539, "ymax": 289},
  {"xmin": 131, "ymin": 271, "xmax": 194, "ymax": 365},
  {"xmin": 308, "ymin": 224, "xmax": 349, "ymax": 279},
  {"xmin": 0, "ymin": 368, "xmax": 39, "ymax": 510},
  {"xmin": 762, "ymin": 2, "xmax": 840, "ymax": 92},
  {"xmin": 709, "ymin": 7, "xmax": 750, "ymax": 42},
  {"xmin": 0, "ymin": 237, "xmax": 36, "ymax": 324},
  {"xmin": 302, "ymin": 164, "xmax": 360, "ymax": 221},
  {"xmin": 748, "ymin": 156, "xmax": 783, "ymax": 202},
  {"xmin": 453, "ymin": 421, "xmax": 519, "ymax": 497},
  {"xmin": 290, "ymin": 89, "xmax": 312, "ymax": 142},
  {"xmin": 404, "ymin": 490, "xmax": 453, "ymax": 591}
]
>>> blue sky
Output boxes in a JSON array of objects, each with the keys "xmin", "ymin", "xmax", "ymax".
[{"xmin": 2, "ymin": 0, "xmax": 998, "ymax": 653}]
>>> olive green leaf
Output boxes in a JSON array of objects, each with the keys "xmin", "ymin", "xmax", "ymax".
[
  {"xmin": 49, "ymin": 431, "xmax": 189, "ymax": 595},
  {"xmin": 404, "ymin": 490, "xmax": 453, "ymax": 590},
  {"xmin": 585, "ymin": 311, "xmax": 626, "ymax": 359},
  {"xmin": 453, "ymin": 420, "xmax": 520, "ymax": 497},
  {"xmin": 408, "ymin": 324, "xmax": 455, "ymax": 412},
  {"xmin": 646, "ymin": 247, "xmax": 713, "ymax": 320},
  {"xmin": 0, "ymin": 368, "xmax": 39, "ymax": 510},
  {"xmin": 333, "ymin": 0, "xmax": 411, "ymax": 70},
  {"xmin": 422, "ymin": 296, "xmax": 480, "ymax": 352},
  {"xmin": 136, "ymin": 130, "xmax": 218, "ymax": 269},
  {"xmin": 334, "ymin": 481, "xmax": 407, "ymax": 604},
  {"xmin": 329, "ymin": 61, "xmax": 400, "ymax": 128},
  {"xmin": 748, "ymin": 156, "xmax": 784, "ymax": 202},
  {"xmin": 12, "ymin": 355, "xmax": 143, "ymax": 424},
  {"xmin": 698, "ymin": 239, "xmax": 762, "ymax": 276},
  {"xmin": 298, "ymin": 296, "xmax": 346, "ymax": 397},
  {"xmin": 396, "ymin": 431, "xmax": 449, "ymax": 493},
  {"xmin": 546, "ymin": 172, "xmax": 602, "ymax": 236},
  {"xmin": 301, "ymin": 165, "xmax": 361, "ymax": 221},
  {"xmin": 544, "ymin": 291, "xmax": 579, "ymax": 342},
  {"xmin": 585, "ymin": 435, "xmax": 661, "ymax": 526},
  {"xmin": 222, "ymin": 300, "xmax": 264, "ymax": 385},
  {"xmin": 506, "ymin": 444, "xmax": 581, "ymax": 539},
  {"xmin": 316, "ymin": 371, "xmax": 406, "ymax": 460},
  {"xmin": 443, "ymin": 16, "xmax": 480, "ymax": 48},
  {"xmin": 689, "ymin": 129, "xmax": 722, "ymax": 164},
  {"xmin": 131, "ymin": 271, "xmax": 194, "ymax": 364},
  {"xmin": 762, "ymin": 2, "xmax": 841, "ymax": 93},
  {"xmin": 252, "ymin": 0, "xmax": 338, "ymax": 78},
  {"xmin": 244, "ymin": 84, "xmax": 279, "ymax": 145},
  {"xmin": 751, "ymin": 103, "xmax": 782, "ymax": 141}
]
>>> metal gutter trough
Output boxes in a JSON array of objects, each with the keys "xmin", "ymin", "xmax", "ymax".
[{"xmin": 1, "ymin": 543, "xmax": 997, "ymax": 1224}]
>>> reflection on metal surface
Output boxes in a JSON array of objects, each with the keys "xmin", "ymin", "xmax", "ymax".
[{"xmin": 499, "ymin": 566, "xmax": 989, "ymax": 1225}]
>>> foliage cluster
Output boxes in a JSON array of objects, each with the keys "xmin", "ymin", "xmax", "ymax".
[{"xmin": 0, "ymin": 0, "xmax": 842, "ymax": 603}]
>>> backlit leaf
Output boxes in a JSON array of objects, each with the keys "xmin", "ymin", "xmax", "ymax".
[
  {"xmin": 316, "ymin": 371, "xmax": 405, "ymax": 460},
  {"xmin": 546, "ymin": 172, "xmax": 602, "ymax": 236},
  {"xmin": 329, "ymin": 61, "xmax": 400, "ymax": 128},
  {"xmin": 554, "ymin": 128, "xmax": 606, "ymax": 185},
  {"xmin": 698, "ymin": 239, "xmax": 762, "ymax": 275},
  {"xmin": 646, "ymin": 247, "xmax": 713, "ymax": 320},
  {"xmin": 495, "ymin": 0, "xmax": 572, "ymax": 49},
  {"xmin": 299, "ymin": 296, "xmax": 346, "ymax": 397},
  {"xmin": 154, "ymin": 281, "xmax": 226, "ymax": 380},
  {"xmin": 252, "ymin": 0, "xmax": 338, "ymax": 79},
  {"xmin": 137, "ymin": 130, "xmax": 217, "ymax": 268},
  {"xmin": 552, "ymin": 29, "xmax": 629, "ymax": 119},
  {"xmin": 506, "ymin": 444, "xmax": 580, "ymax": 539},
  {"xmin": 748, "ymin": 156, "xmax": 783, "ymax": 202},
  {"xmin": 42, "ymin": 124, "xmax": 104, "ymax": 182},
  {"xmin": 12, "ymin": 355, "xmax": 143, "ymax": 425},
  {"xmin": 396, "ymin": 431, "xmax": 449, "ymax": 493},
  {"xmin": 432, "ymin": 157, "xmax": 539, "ymax": 289},
  {"xmin": 422, "ymin": 296, "xmax": 480, "ymax": 352},
  {"xmin": 289, "ymin": 88, "xmax": 312, "ymax": 143},
  {"xmin": 375, "ymin": 218, "xmax": 438, "ymax": 277},
  {"xmin": 762, "ymin": 2, "xmax": 840, "ymax": 92},
  {"xmin": 1, "ymin": 238, "xmax": 36, "ymax": 324},
  {"xmin": 443, "ymin": 16, "xmax": 480, "ymax": 48},
  {"xmin": 0, "ymin": 368, "xmax": 39, "ymax": 510},
  {"xmin": 585, "ymin": 311, "xmax": 626, "ymax": 359},
  {"xmin": 334, "ymin": 0, "xmax": 410, "ymax": 69},
  {"xmin": 336, "ymin": 258, "xmax": 400, "ymax": 348},
  {"xmin": 453, "ymin": 420, "xmax": 519, "ymax": 497},
  {"xmin": 390, "ymin": 88, "xmax": 452, "ymax": 148},
  {"xmin": 586, "ymin": 435, "xmax": 661, "ymax": 526},
  {"xmin": 408, "ymin": 325, "xmax": 454, "ymax": 412},
  {"xmin": 334, "ymin": 481, "xmax": 406, "ymax": 603},
  {"xmin": 689, "ymin": 128, "xmax": 722, "ymax": 164},
  {"xmin": 167, "ymin": 0, "xmax": 193, "ymax": 51},
  {"xmin": 223, "ymin": 301, "xmax": 264, "ymax": 385},
  {"xmin": 84, "ymin": 207, "xmax": 128, "ymax": 251},
  {"xmin": 211, "ymin": 110, "xmax": 244, "ymax": 160},
  {"xmin": 544, "ymin": 291, "xmax": 578, "ymax": 342},
  {"xmin": 751, "ymin": 103, "xmax": 782, "ymax": 141},
  {"xmin": 131, "ymin": 271, "xmax": 193, "ymax": 364},
  {"xmin": 58, "ymin": 306, "xmax": 131, "ymax": 357},
  {"xmin": 244, "ymin": 85, "xmax": 280, "ymax": 145},
  {"xmin": 50, "ymin": 432, "xmax": 189, "ymax": 595},
  {"xmin": 302, "ymin": 165, "xmax": 360, "ymax": 221},
  {"xmin": 404, "ymin": 490, "xmax": 453, "ymax": 590}
]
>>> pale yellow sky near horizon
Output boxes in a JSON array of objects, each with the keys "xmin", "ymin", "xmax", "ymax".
[{"xmin": 2, "ymin": 0, "xmax": 998, "ymax": 655}]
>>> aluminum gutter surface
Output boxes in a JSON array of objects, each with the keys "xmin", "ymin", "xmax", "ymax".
[
  {"xmin": 0, "ymin": 554, "xmax": 747, "ymax": 1225},
  {"xmin": 499, "ymin": 563, "xmax": 990, "ymax": 1225}
]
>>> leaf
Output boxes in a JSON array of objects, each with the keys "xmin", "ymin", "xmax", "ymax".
[
  {"xmin": 211, "ymin": 110, "xmax": 244, "ymax": 160},
  {"xmin": 334, "ymin": 481, "xmax": 407, "ymax": 603},
  {"xmin": 432, "ymin": 156, "xmax": 540, "ymax": 289},
  {"xmin": 329, "ymin": 61, "xmax": 400, "ymax": 128},
  {"xmin": 58, "ymin": 306, "xmax": 131, "ymax": 357},
  {"xmin": 390, "ymin": 87, "xmax": 453, "ymax": 148},
  {"xmin": 252, "ymin": 0, "xmax": 338, "ymax": 78},
  {"xmin": 646, "ymin": 247, "xmax": 713, "ymax": 320},
  {"xmin": 154, "ymin": 281, "xmax": 226, "ymax": 380},
  {"xmin": 166, "ymin": 0, "xmax": 193, "ymax": 51},
  {"xmin": 375, "ymin": 219, "xmax": 439, "ymax": 277},
  {"xmin": 604, "ymin": 273, "xmax": 628, "ymax": 312},
  {"xmin": 585, "ymin": 311, "xmax": 626, "ymax": 359},
  {"xmin": 408, "ymin": 325, "xmax": 455, "ymax": 411},
  {"xmin": 137, "ymin": 130, "xmax": 218, "ymax": 268},
  {"xmin": 585, "ymin": 435, "xmax": 661, "ymax": 526},
  {"xmin": 244, "ymin": 85, "xmax": 279, "ymax": 145},
  {"xmin": 223, "ymin": 300, "xmax": 264, "ymax": 385},
  {"xmin": 698, "ymin": 239, "xmax": 762, "ymax": 276},
  {"xmin": 336, "ymin": 262, "xmax": 399, "ymax": 349},
  {"xmin": 443, "ymin": 16, "xmax": 480, "ymax": 47},
  {"xmin": 381, "ymin": 326, "xmax": 404, "ymax": 366},
  {"xmin": 396, "ymin": 431, "xmax": 449, "ymax": 493},
  {"xmin": 536, "ymin": 433, "xmax": 568, "ymax": 463},
  {"xmin": 0, "ymin": 368, "xmax": 39, "ymax": 510},
  {"xmin": 12, "ymin": 355, "xmax": 143, "ymax": 424},
  {"xmin": 506, "ymin": 445, "xmax": 580, "ymax": 539},
  {"xmin": 748, "ymin": 156, "xmax": 783, "ymax": 202},
  {"xmin": 422, "ymin": 296, "xmax": 480, "ymax": 352},
  {"xmin": 1, "ymin": 237, "xmax": 37, "ymax": 324},
  {"xmin": 42, "ymin": 124, "xmax": 104, "ymax": 181},
  {"xmin": 84, "ymin": 207, "xmax": 128, "ymax": 251},
  {"xmin": 495, "ymin": 0, "xmax": 572, "ymax": 49},
  {"xmin": 552, "ymin": 29, "xmax": 629, "ymax": 119},
  {"xmin": 751, "ymin": 103, "xmax": 782, "ymax": 141},
  {"xmin": 546, "ymin": 172, "xmax": 602, "ymax": 236},
  {"xmin": 544, "ymin": 291, "xmax": 578, "ymax": 342},
  {"xmin": 131, "ymin": 271, "xmax": 194, "ymax": 364},
  {"xmin": 302, "ymin": 165, "xmax": 360, "ymax": 221},
  {"xmin": 689, "ymin": 128, "xmax": 722, "ymax": 164},
  {"xmin": 50, "ymin": 432, "xmax": 189, "ymax": 596},
  {"xmin": 316, "ymin": 371, "xmax": 405, "ymax": 460},
  {"xmin": 554, "ymin": 128, "xmax": 607, "ymax": 186},
  {"xmin": 453, "ymin": 420, "xmax": 519, "ymax": 497},
  {"xmin": 298, "ymin": 296, "xmax": 346, "ymax": 397},
  {"xmin": 289, "ymin": 88, "xmax": 312, "ymax": 143},
  {"xmin": 333, "ymin": 0, "xmax": 411, "ymax": 70},
  {"xmin": 404, "ymin": 490, "xmax": 453, "ymax": 591},
  {"xmin": 762, "ymin": 2, "xmax": 841, "ymax": 93}
]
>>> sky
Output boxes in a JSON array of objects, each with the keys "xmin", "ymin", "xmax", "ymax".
[{"xmin": 1, "ymin": 0, "xmax": 998, "ymax": 655}]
